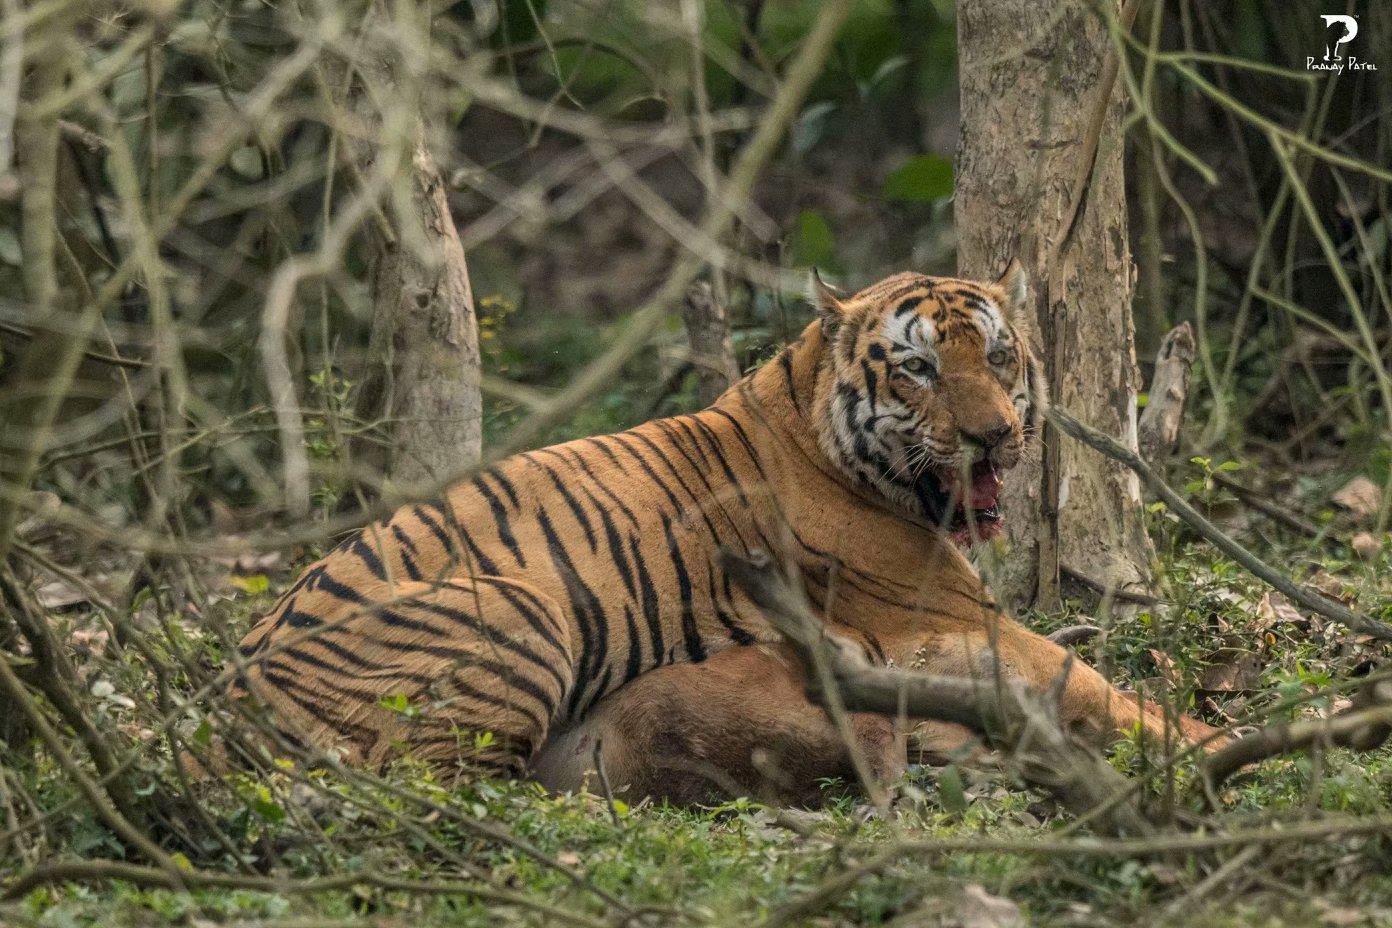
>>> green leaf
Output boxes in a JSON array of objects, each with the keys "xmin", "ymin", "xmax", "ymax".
[
  {"xmin": 937, "ymin": 765, "xmax": 968, "ymax": 814},
  {"xmin": 792, "ymin": 100, "xmax": 837, "ymax": 155},
  {"xmin": 229, "ymin": 574, "xmax": 269, "ymax": 594},
  {"xmin": 882, "ymin": 155, "xmax": 953, "ymax": 202},
  {"xmin": 788, "ymin": 210, "xmax": 838, "ymax": 271},
  {"xmin": 253, "ymin": 786, "xmax": 285, "ymax": 824},
  {"xmin": 379, "ymin": 693, "xmax": 411, "ymax": 714}
]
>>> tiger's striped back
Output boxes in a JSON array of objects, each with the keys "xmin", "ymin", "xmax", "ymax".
[{"xmin": 236, "ymin": 405, "xmax": 787, "ymax": 769}]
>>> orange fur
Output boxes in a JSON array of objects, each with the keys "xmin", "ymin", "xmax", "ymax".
[{"xmin": 234, "ymin": 266, "xmax": 1219, "ymax": 787}]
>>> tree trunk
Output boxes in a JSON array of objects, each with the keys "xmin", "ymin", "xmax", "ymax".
[
  {"xmin": 955, "ymin": 0, "xmax": 1154, "ymax": 611},
  {"xmin": 354, "ymin": 123, "xmax": 483, "ymax": 487},
  {"xmin": 682, "ymin": 282, "xmax": 740, "ymax": 406}
]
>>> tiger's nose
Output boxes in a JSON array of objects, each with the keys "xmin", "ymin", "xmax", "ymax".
[{"xmin": 961, "ymin": 423, "xmax": 1013, "ymax": 459}]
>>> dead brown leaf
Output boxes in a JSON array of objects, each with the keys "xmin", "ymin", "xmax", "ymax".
[
  {"xmin": 34, "ymin": 579, "xmax": 88, "ymax": 609},
  {"xmin": 1306, "ymin": 569, "xmax": 1356, "ymax": 604},
  {"xmin": 1256, "ymin": 592, "xmax": 1305, "ymax": 630},
  {"xmin": 958, "ymin": 884, "xmax": 1024, "ymax": 928},
  {"xmin": 1147, "ymin": 649, "xmax": 1178, "ymax": 685},
  {"xmin": 1199, "ymin": 650, "xmax": 1263, "ymax": 693}
]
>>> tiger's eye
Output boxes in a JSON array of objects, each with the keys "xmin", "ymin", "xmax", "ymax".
[
  {"xmin": 987, "ymin": 348, "xmax": 1009, "ymax": 366},
  {"xmin": 902, "ymin": 357, "xmax": 931, "ymax": 375}
]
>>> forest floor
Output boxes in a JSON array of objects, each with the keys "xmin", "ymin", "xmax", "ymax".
[{"xmin": 5, "ymin": 466, "xmax": 1392, "ymax": 928}]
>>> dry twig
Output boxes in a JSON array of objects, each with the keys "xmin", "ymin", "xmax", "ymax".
[
  {"xmin": 1048, "ymin": 405, "xmax": 1392, "ymax": 640},
  {"xmin": 1202, "ymin": 679, "xmax": 1392, "ymax": 794}
]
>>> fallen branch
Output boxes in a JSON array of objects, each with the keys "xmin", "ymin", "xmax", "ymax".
[
  {"xmin": 720, "ymin": 550, "xmax": 1153, "ymax": 836},
  {"xmin": 1047, "ymin": 624, "xmax": 1102, "ymax": 648},
  {"xmin": 1047, "ymin": 405, "xmax": 1392, "ymax": 640},
  {"xmin": 1060, "ymin": 564, "xmax": 1161, "ymax": 606},
  {"xmin": 1209, "ymin": 471, "xmax": 1323, "ymax": 538},
  {"xmin": 1202, "ymin": 679, "xmax": 1392, "ymax": 794}
]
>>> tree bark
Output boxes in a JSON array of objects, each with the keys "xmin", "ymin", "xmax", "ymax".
[
  {"xmin": 681, "ymin": 282, "xmax": 740, "ymax": 406},
  {"xmin": 354, "ymin": 123, "xmax": 483, "ymax": 487},
  {"xmin": 956, "ymin": 0, "xmax": 1154, "ymax": 611}
]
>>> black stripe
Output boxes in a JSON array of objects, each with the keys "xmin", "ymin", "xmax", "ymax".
[
  {"xmin": 391, "ymin": 525, "xmax": 423, "ymax": 581},
  {"xmin": 486, "ymin": 466, "xmax": 523, "ymax": 510},
  {"xmin": 778, "ymin": 348, "xmax": 803, "ymax": 416},
  {"xmin": 656, "ymin": 419, "xmax": 752, "ymax": 548},
  {"xmin": 707, "ymin": 563, "xmax": 754, "ymax": 644},
  {"xmin": 582, "ymin": 665, "xmax": 614, "ymax": 716},
  {"xmin": 460, "ymin": 653, "xmax": 558, "ymax": 725},
  {"xmin": 538, "ymin": 462, "xmax": 597, "ymax": 553},
  {"xmin": 351, "ymin": 535, "xmax": 387, "ymax": 580},
  {"xmin": 619, "ymin": 603, "xmax": 643, "ymax": 683},
  {"xmin": 352, "ymin": 634, "xmax": 557, "ymax": 724},
  {"xmin": 277, "ymin": 644, "xmax": 394, "ymax": 680},
  {"xmin": 472, "ymin": 474, "xmax": 527, "ymax": 567},
  {"xmin": 628, "ymin": 429, "xmax": 723, "ymax": 541},
  {"xmin": 445, "ymin": 670, "xmax": 549, "ymax": 734},
  {"xmin": 687, "ymin": 415, "xmax": 752, "ymax": 509},
  {"xmin": 861, "ymin": 360, "xmax": 879, "ymax": 415},
  {"xmin": 413, "ymin": 504, "xmax": 454, "ymax": 554},
  {"xmin": 893, "ymin": 295, "xmax": 925, "ymax": 318},
  {"xmin": 259, "ymin": 668, "xmax": 377, "ymax": 741},
  {"xmin": 283, "ymin": 604, "xmax": 323, "ymax": 629},
  {"xmin": 309, "ymin": 567, "xmax": 369, "ymax": 605},
  {"xmin": 581, "ymin": 436, "xmax": 627, "ymax": 473},
  {"xmin": 607, "ymin": 433, "xmax": 685, "ymax": 516},
  {"xmin": 557, "ymin": 446, "xmax": 641, "ymax": 529},
  {"xmin": 628, "ymin": 533, "xmax": 664, "ymax": 668},
  {"xmin": 705, "ymin": 408, "xmax": 766, "ymax": 478},
  {"xmin": 661, "ymin": 513, "xmax": 705, "ymax": 663},
  {"xmin": 865, "ymin": 634, "xmax": 887, "ymax": 664},
  {"xmin": 405, "ymin": 595, "xmax": 569, "ymax": 693},
  {"xmin": 880, "ymin": 279, "xmax": 933, "ymax": 304},
  {"xmin": 291, "ymin": 635, "xmax": 421, "ymax": 676},
  {"xmin": 583, "ymin": 484, "xmax": 638, "ymax": 600},
  {"xmin": 472, "ymin": 577, "xmax": 568, "ymax": 654},
  {"xmin": 537, "ymin": 507, "xmax": 608, "ymax": 718}
]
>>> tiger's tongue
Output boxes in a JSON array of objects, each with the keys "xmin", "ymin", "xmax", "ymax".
[{"xmin": 968, "ymin": 460, "xmax": 1002, "ymax": 509}]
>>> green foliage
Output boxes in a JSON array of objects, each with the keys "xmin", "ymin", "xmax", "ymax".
[
  {"xmin": 788, "ymin": 209, "xmax": 840, "ymax": 271},
  {"xmin": 881, "ymin": 154, "xmax": 954, "ymax": 202}
]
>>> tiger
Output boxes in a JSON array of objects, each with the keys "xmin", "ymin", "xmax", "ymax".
[{"xmin": 234, "ymin": 261, "xmax": 1221, "ymax": 785}]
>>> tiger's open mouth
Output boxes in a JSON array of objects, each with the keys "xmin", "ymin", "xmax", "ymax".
[{"xmin": 924, "ymin": 459, "xmax": 1004, "ymax": 545}]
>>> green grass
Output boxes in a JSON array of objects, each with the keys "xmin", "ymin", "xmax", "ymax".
[{"xmin": 5, "ymin": 476, "xmax": 1392, "ymax": 927}]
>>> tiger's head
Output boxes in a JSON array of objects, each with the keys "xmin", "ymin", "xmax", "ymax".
[{"xmin": 810, "ymin": 262, "xmax": 1046, "ymax": 542}]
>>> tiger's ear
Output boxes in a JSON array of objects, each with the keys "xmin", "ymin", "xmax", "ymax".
[
  {"xmin": 995, "ymin": 258, "xmax": 1029, "ymax": 312},
  {"xmin": 811, "ymin": 269, "xmax": 848, "ymax": 335}
]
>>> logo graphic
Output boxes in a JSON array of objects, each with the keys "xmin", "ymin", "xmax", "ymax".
[
  {"xmin": 1309, "ymin": 13, "xmax": 1378, "ymax": 73},
  {"xmin": 1320, "ymin": 14, "xmax": 1357, "ymax": 61}
]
